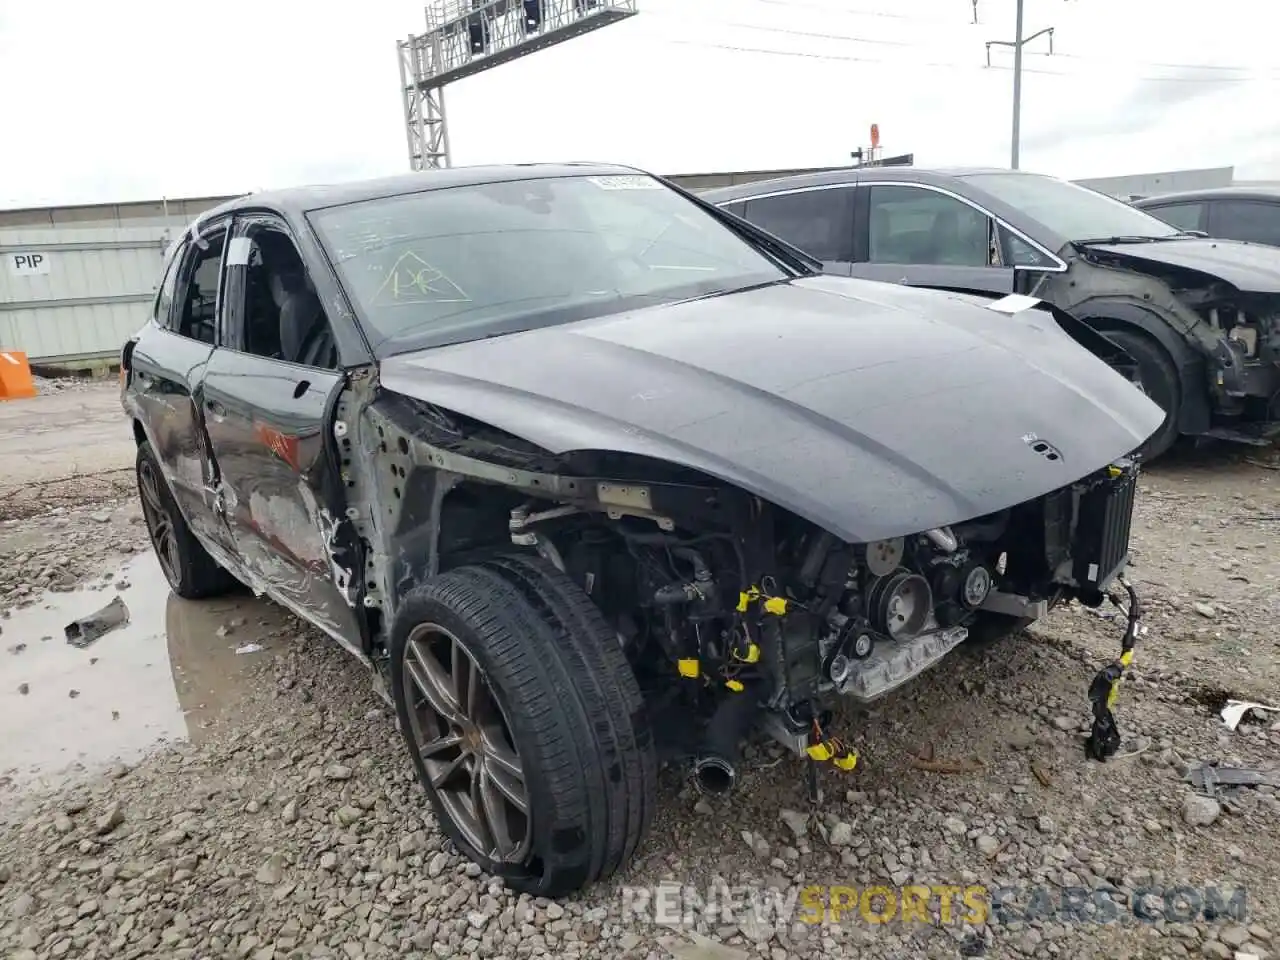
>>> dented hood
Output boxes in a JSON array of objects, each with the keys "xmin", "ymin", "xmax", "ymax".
[
  {"xmin": 379, "ymin": 276, "xmax": 1164, "ymax": 543},
  {"xmin": 1083, "ymin": 237, "xmax": 1280, "ymax": 293}
]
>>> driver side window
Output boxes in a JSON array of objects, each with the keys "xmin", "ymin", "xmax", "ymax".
[
  {"xmin": 867, "ymin": 186, "xmax": 993, "ymax": 267},
  {"xmin": 234, "ymin": 226, "xmax": 338, "ymax": 370}
]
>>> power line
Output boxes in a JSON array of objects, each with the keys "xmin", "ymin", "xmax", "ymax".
[
  {"xmin": 725, "ymin": 0, "xmax": 954, "ymax": 24},
  {"xmin": 667, "ymin": 4, "xmax": 1278, "ymax": 79},
  {"xmin": 1032, "ymin": 49, "xmax": 1271, "ymax": 74},
  {"xmin": 666, "ymin": 38, "xmax": 1274, "ymax": 84}
]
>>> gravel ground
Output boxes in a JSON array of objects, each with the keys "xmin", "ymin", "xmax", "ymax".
[{"xmin": 1, "ymin": 424, "xmax": 1278, "ymax": 960}]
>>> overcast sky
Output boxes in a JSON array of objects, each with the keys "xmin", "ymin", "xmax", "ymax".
[{"xmin": 1, "ymin": 0, "xmax": 1276, "ymax": 208}]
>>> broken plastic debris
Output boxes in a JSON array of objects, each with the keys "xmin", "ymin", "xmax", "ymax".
[
  {"xmin": 234, "ymin": 642, "xmax": 265, "ymax": 655},
  {"xmin": 64, "ymin": 596, "xmax": 130, "ymax": 649},
  {"xmin": 1221, "ymin": 699, "xmax": 1280, "ymax": 731},
  {"xmin": 1185, "ymin": 761, "xmax": 1280, "ymax": 797},
  {"xmin": 985, "ymin": 293, "xmax": 1042, "ymax": 315}
]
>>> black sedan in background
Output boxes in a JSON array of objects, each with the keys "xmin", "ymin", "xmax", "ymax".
[{"xmin": 702, "ymin": 167, "xmax": 1280, "ymax": 458}]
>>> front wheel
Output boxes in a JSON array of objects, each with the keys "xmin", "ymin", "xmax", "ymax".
[
  {"xmin": 1098, "ymin": 327, "xmax": 1182, "ymax": 461},
  {"xmin": 389, "ymin": 554, "xmax": 656, "ymax": 897}
]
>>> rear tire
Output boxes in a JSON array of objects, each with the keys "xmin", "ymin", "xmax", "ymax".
[
  {"xmin": 389, "ymin": 555, "xmax": 656, "ymax": 897},
  {"xmin": 1098, "ymin": 327, "xmax": 1181, "ymax": 461},
  {"xmin": 136, "ymin": 442, "xmax": 238, "ymax": 600}
]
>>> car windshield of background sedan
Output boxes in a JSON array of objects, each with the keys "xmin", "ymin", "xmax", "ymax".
[
  {"xmin": 962, "ymin": 172, "xmax": 1183, "ymax": 244},
  {"xmin": 308, "ymin": 174, "xmax": 788, "ymax": 354}
]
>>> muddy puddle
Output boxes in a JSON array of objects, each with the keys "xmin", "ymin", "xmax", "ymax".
[{"xmin": 1, "ymin": 551, "xmax": 294, "ymax": 794}]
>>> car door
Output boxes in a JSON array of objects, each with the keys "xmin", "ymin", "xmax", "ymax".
[
  {"xmin": 127, "ymin": 219, "xmax": 240, "ymax": 558},
  {"xmin": 730, "ymin": 186, "xmax": 857, "ymax": 276},
  {"xmin": 850, "ymin": 183, "xmax": 1016, "ymax": 295},
  {"xmin": 1208, "ymin": 199, "xmax": 1280, "ymax": 247},
  {"xmin": 198, "ymin": 212, "xmax": 363, "ymax": 655}
]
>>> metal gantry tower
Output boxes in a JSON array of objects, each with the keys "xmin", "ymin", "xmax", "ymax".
[{"xmin": 398, "ymin": 0, "xmax": 639, "ymax": 170}]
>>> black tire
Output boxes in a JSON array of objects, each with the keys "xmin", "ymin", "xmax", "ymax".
[
  {"xmin": 389, "ymin": 555, "xmax": 656, "ymax": 897},
  {"xmin": 1100, "ymin": 327, "xmax": 1181, "ymax": 461},
  {"xmin": 136, "ymin": 442, "xmax": 238, "ymax": 600}
]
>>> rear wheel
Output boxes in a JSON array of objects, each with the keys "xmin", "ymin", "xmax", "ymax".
[
  {"xmin": 136, "ymin": 442, "xmax": 238, "ymax": 599},
  {"xmin": 389, "ymin": 555, "xmax": 656, "ymax": 897},
  {"xmin": 1098, "ymin": 327, "xmax": 1181, "ymax": 461}
]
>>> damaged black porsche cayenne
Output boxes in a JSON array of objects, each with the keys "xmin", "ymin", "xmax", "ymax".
[{"xmin": 120, "ymin": 163, "xmax": 1164, "ymax": 896}]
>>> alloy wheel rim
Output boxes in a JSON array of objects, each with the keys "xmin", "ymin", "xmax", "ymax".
[
  {"xmin": 403, "ymin": 622, "xmax": 532, "ymax": 864},
  {"xmin": 138, "ymin": 460, "xmax": 180, "ymax": 588}
]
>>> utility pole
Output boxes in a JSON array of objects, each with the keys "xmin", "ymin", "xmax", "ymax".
[{"xmin": 985, "ymin": 0, "xmax": 1055, "ymax": 169}]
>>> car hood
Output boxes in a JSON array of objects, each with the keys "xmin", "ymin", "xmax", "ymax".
[
  {"xmin": 1083, "ymin": 237, "xmax": 1280, "ymax": 293},
  {"xmin": 379, "ymin": 276, "xmax": 1164, "ymax": 543}
]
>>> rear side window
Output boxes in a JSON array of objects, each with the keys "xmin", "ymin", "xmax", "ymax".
[
  {"xmin": 740, "ymin": 187, "xmax": 855, "ymax": 262},
  {"xmin": 174, "ymin": 230, "xmax": 228, "ymax": 345},
  {"xmin": 1144, "ymin": 202, "xmax": 1205, "ymax": 232},
  {"xmin": 153, "ymin": 238, "xmax": 187, "ymax": 329},
  {"xmin": 1211, "ymin": 200, "xmax": 1280, "ymax": 247}
]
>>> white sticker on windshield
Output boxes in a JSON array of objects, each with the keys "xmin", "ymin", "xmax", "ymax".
[
  {"xmin": 587, "ymin": 175, "xmax": 662, "ymax": 191},
  {"xmin": 226, "ymin": 236, "xmax": 252, "ymax": 266},
  {"xmin": 986, "ymin": 293, "xmax": 1042, "ymax": 315}
]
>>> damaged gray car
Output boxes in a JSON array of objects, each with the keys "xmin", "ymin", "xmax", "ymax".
[
  {"xmin": 121, "ymin": 164, "xmax": 1163, "ymax": 896},
  {"xmin": 703, "ymin": 167, "xmax": 1280, "ymax": 459}
]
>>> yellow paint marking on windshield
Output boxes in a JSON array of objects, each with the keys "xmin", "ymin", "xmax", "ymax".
[{"xmin": 372, "ymin": 251, "xmax": 470, "ymax": 305}]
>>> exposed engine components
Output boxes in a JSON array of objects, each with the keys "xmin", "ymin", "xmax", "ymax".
[
  {"xmin": 931, "ymin": 560, "xmax": 993, "ymax": 618},
  {"xmin": 868, "ymin": 571, "xmax": 932, "ymax": 640},
  {"xmin": 691, "ymin": 681, "xmax": 763, "ymax": 795},
  {"xmin": 821, "ymin": 614, "xmax": 876, "ymax": 685},
  {"xmin": 924, "ymin": 526, "xmax": 958, "ymax": 553},
  {"xmin": 864, "ymin": 537, "xmax": 904, "ymax": 576}
]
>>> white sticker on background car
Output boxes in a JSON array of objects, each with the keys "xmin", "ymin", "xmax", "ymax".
[
  {"xmin": 986, "ymin": 293, "xmax": 1042, "ymax": 315},
  {"xmin": 227, "ymin": 237, "xmax": 253, "ymax": 266},
  {"xmin": 587, "ymin": 175, "xmax": 662, "ymax": 191}
]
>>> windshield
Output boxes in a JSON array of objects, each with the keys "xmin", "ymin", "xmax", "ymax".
[
  {"xmin": 308, "ymin": 173, "xmax": 788, "ymax": 353},
  {"xmin": 962, "ymin": 172, "xmax": 1182, "ymax": 242}
]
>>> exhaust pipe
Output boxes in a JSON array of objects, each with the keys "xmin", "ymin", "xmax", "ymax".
[
  {"xmin": 692, "ymin": 755, "xmax": 737, "ymax": 795},
  {"xmin": 691, "ymin": 682, "xmax": 762, "ymax": 796}
]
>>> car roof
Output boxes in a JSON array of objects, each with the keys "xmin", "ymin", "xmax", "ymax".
[
  {"xmin": 197, "ymin": 162, "xmax": 648, "ymax": 221},
  {"xmin": 698, "ymin": 165, "xmax": 1042, "ymax": 203},
  {"xmin": 1134, "ymin": 184, "xmax": 1280, "ymax": 205}
]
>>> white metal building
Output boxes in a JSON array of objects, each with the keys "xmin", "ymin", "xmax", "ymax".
[{"xmin": 0, "ymin": 196, "xmax": 233, "ymax": 370}]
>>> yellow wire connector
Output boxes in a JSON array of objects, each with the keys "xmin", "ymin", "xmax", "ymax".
[
  {"xmin": 1106, "ymin": 649, "xmax": 1136, "ymax": 709},
  {"xmin": 805, "ymin": 738, "xmax": 858, "ymax": 771},
  {"xmin": 832, "ymin": 750, "xmax": 859, "ymax": 771},
  {"xmin": 737, "ymin": 585, "xmax": 789, "ymax": 616}
]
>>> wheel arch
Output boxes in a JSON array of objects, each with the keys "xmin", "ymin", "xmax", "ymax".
[{"xmin": 1075, "ymin": 300, "xmax": 1212, "ymax": 435}]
